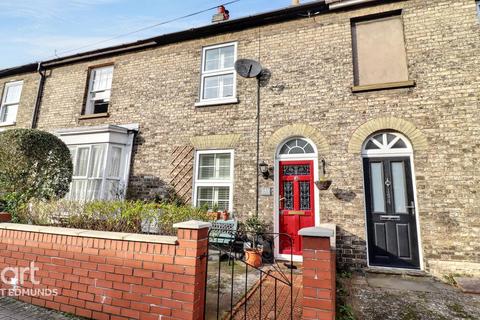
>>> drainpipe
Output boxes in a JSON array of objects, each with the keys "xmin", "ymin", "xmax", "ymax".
[
  {"xmin": 31, "ymin": 62, "xmax": 46, "ymax": 129},
  {"xmin": 255, "ymin": 77, "xmax": 261, "ymax": 217}
]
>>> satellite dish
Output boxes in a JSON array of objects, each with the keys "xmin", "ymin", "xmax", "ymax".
[{"xmin": 235, "ymin": 59, "xmax": 263, "ymax": 78}]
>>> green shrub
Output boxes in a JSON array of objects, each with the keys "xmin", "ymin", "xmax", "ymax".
[
  {"xmin": 156, "ymin": 203, "xmax": 213, "ymax": 235},
  {"xmin": 21, "ymin": 200, "xmax": 213, "ymax": 235},
  {"xmin": 0, "ymin": 129, "xmax": 73, "ymax": 219}
]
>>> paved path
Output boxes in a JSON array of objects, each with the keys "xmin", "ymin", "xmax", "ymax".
[
  {"xmin": 230, "ymin": 272, "xmax": 303, "ymax": 320},
  {"xmin": 0, "ymin": 297, "xmax": 81, "ymax": 320},
  {"xmin": 342, "ymin": 273, "xmax": 480, "ymax": 320}
]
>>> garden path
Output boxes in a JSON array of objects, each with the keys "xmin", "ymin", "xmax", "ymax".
[{"xmin": 0, "ymin": 297, "xmax": 82, "ymax": 320}]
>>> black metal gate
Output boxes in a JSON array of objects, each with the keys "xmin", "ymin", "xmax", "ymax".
[{"xmin": 204, "ymin": 224, "xmax": 294, "ymax": 320}]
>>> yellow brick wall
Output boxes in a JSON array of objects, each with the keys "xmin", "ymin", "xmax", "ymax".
[{"xmin": 1, "ymin": 0, "xmax": 479, "ymax": 276}]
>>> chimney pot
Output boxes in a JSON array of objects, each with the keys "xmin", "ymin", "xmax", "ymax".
[{"xmin": 292, "ymin": 0, "xmax": 300, "ymax": 5}]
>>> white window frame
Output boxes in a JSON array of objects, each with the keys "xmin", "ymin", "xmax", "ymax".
[
  {"xmin": 193, "ymin": 149, "xmax": 234, "ymax": 212},
  {"xmin": 85, "ymin": 65, "xmax": 114, "ymax": 115},
  {"xmin": 68, "ymin": 143, "xmax": 126, "ymax": 201},
  {"xmin": 0, "ymin": 81, "xmax": 23, "ymax": 126},
  {"xmin": 195, "ymin": 42, "xmax": 238, "ymax": 107}
]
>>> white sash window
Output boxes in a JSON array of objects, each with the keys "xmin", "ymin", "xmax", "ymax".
[
  {"xmin": 85, "ymin": 66, "xmax": 114, "ymax": 115},
  {"xmin": 0, "ymin": 81, "xmax": 23, "ymax": 125}
]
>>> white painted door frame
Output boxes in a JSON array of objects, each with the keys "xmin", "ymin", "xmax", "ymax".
[
  {"xmin": 361, "ymin": 132, "xmax": 424, "ymax": 270},
  {"xmin": 273, "ymin": 137, "xmax": 320, "ymax": 262}
]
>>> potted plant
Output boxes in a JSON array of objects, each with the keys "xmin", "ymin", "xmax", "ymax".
[
  {"xmin": 243, "ymin": 216, "xmax": 268, "ymax": 268},
  {"xmin": 315, "ymin": 176, "xmax": 332, "ymax": 191},
  {"xmin": 207, "ymin": 203, "xmax": 221, "ymax": 220},
  {"xmin": 221, "ymin": 209, "xmax": 230, "ymax": 221}
]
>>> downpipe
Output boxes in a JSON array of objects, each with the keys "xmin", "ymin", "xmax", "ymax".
[{"xmin": 31, "ymin": 62, "xmax": 46, "ymax": 129}]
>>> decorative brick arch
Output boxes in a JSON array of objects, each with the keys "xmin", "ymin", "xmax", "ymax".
[
  {"xmin": 348, "ymin": 117, "xmax": 428, "ymax": 154},
  {"xmin": 266, "ymin": 124, "xmax": 329, "ymax": 155}
]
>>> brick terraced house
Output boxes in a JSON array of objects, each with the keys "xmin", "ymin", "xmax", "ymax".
[{"xmin": 0, "ymin": 0, "xmax": 478, "ymax": 276}]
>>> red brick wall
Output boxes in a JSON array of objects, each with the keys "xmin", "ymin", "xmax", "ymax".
[
  {"xmin": 301, "ymin": 236, "xmax": 336, "ymax": 320},
  {"xmin": 0, "ymin": 225, "xmax": 208, "ymax": 320}
]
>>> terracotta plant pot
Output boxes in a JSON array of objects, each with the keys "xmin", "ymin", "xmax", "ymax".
[
  {"xmin": 221, "ymin": 211, "xmax": 230, "ymax": 221},
  {"xmin": 315, "ymin": 180, "xmax": 332, "ymax": 191},
  {"xmin": 245, "ymin": 248, "xmax": 263, "ymax": 268},
  {"xmin": 0, "ymin": 212, "xmax": 12, "ymax": 223}
]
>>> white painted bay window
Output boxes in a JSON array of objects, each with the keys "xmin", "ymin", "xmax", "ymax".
[
  {"xmin": 194, "ymin": 150, "xmax": 234, "ymax": 212},
  {"xmin": 85, "ymin": 65, "xmax": 114, "ymax": 115},
  {"xmin": 0, "ymin": 81, "xmax": 23, "ymax": 125},
  {"xmin": 196, "ymin": 42, "xmax": 237, "ymax": 106},
  {"xmin": 57, "ymin": 124, "xmax": 137, "ymax": 201}
]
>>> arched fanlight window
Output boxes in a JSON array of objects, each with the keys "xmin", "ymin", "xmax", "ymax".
[
  {"xmin": 362, "ymin": 132, "xmax": 412, "ymax": 155},
  {"xmin": 279, "ymin": 138, "xmax": 315, "ymax": 155}
]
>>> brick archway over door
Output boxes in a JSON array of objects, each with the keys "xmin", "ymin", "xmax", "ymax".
[
  {"xmin": 266, "ymin": 124, "xmax": 330, "ymax": 155},
  {"xmin": 348, "ymin": 117, "xmax": 428, "ymax": 154}
]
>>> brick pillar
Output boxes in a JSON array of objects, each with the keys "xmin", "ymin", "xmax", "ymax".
[
  {"xmin": 173, "ymin": 220, "xmax": 211, "ymax": 320},
  {"xmin": 299, "ymin": 226, "xmax": 336, "ymax": 320}
]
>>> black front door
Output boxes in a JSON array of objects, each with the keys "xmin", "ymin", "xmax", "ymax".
[{"xmin": 363, "ymin": 157, "xmax": 420, "ymax": 269}]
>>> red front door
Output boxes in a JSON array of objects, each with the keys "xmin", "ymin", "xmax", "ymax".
[{"xmin": 279, "ymin": 160, "xmax": 315, "ymax": 255}]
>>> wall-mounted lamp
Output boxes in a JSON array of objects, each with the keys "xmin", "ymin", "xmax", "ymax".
[{"xmin": 259, "ymin": 161, "xmax": 273, "ymax": 180}]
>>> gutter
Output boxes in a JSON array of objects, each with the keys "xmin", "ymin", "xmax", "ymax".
[
  {"xmin": 326, "ymin": 0, "xmax": 382, "ymax": 10},
  {"xmin": 31, "ymin": 62, "xmax": 46, "ymax": 129}
]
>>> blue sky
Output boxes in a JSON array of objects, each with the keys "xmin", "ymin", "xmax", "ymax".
[{"xmin": 0, "ymin": 0, "xmax": 309, "ymax": 69}]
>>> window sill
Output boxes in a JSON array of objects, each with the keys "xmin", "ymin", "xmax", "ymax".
[
  {"xmin": 194, "ymin": 97, "xmax": 239, "ymax": 107},
  {"xmin": 352, "ymin": 80, "xmax": 416, "ymax": 93},
  {"xmin": 78, "ymin": 112, "xmax": 110, "ymax": 120},
  {"xmin": 0, "ymin": 121, "xmax": 16, "ymax": 127}
]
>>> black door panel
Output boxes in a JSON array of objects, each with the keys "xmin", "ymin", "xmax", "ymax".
[{"xmin": 364, "ymin": 157, "xmax": 420, "ymax": 269}]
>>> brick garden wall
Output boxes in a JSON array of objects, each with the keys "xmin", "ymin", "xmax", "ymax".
[
  {"xmin": 0, "ymin": 0, "xmax": 478, "ymax": 276},
  {"xmin": 0, "ymin": 223, "xmax": 209, "ymax": 320}
]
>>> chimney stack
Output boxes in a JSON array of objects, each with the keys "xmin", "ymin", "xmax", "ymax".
[
  {"xmin": 212, "ymin": 5, "xmax": 230, "ymax": 23},
  {"xmin": 292, "ymin": 0, "xmax": 300, "ymax": 5}
]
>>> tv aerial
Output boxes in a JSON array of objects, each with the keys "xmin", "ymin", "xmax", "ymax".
[{"xmin": 234, "ymin": 59, "xmax": 263, "ymax": 78}]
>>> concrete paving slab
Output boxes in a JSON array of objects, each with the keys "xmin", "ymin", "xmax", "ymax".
[
  {"xmin": 345, "ymin": 274, "xmax": 480, "ymax": 320},
  {"xmin": 366, "ymin": 273, "xmax": 440, "ymax": 292},
  {"xmin": 455, "ymin": 277, "xmax": 480, "ymax": 294}
]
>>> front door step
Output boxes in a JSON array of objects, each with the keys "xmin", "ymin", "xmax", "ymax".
[
  {"xmin": 365, "ymin": 273, "xmax": 454, "ymax": 293},
  {"xmin": 366, "ymin": 266, "xmax": 428, "ymax": 277}
]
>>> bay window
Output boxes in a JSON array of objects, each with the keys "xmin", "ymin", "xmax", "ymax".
[
  {"xmin": 57, "ymin": 124, "xmax": 137, "ymax": 201},
  {"xmin": 68, "ymin": 144, "xmax": 124, "ymax": 200},
  {"xmin": 197, "ymin": 42, "xmax": 237, "ymax": 106},
  {"xmin": 0, "ymin": 81, "xmax": 23, "ymax": 125},
  {"xmin": 194, "ymin": 150, "xmax": 234, "ymax": 212}
]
